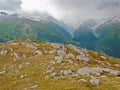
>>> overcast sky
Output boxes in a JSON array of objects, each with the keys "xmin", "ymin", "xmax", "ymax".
[{"xmin": 0, "ymin": 0, "xmax": 120, "ymax": 21}]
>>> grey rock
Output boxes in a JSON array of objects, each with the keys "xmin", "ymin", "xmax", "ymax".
[
  {"xmin": 57, "ymin": 49, "xmax": 66, "ymax": 56},
  {"xmin": 90, "ymin": 78, "xmax": 100, "ymax": 86},
  {"xmin": 0, "ymin": 71, "xmax": 6, "ymax": 75},
  {"xmin": 65, "ymin": 53, "xmax": 75, "ymax": 59},
  {"xmin": 51, "ymin": 43, "xmax": 63, "ymax": 49},
  {"xmin": 78, "ymin": 79, "xmax": 87, "ymax": 83},
  {"xmin": 55, "ymin": 56, "xmax": 63, "ymax": 62},
  {"xmin": 76, "ymin": 55, "xmax": 89, "ymax": 62},
  {"xmin": 0, "ymin": 49, "xmax": 8, "ymax": 55},
  {"xmin": 26, "ymin": 44, "xmax": 37, "ymax": 49},
  {"xmin": 60, "ymin": 69, "xmax": 72, "ymax": 76},
  {"xmin": 49, "ymin": 50, "xmax": 57, "ymax": 55},
  {"xmin": 33, "ymin": 50, "xmax": 42, "ymax": 56}
]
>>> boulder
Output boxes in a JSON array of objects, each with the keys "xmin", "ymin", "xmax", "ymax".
[
  {"xmin": 60, "ymin": 69, "xmax": 72, "ymax": 76},
  {"xmin": 65, "ymin": 53, "xmax": 75, "ymax": 59},
  {"xmin": 100, "ymin": 56, "xmax": 107, "ymax": 60},
  {"xmin": 57, "ymin": 49, "xmax": 66, "ymax": 56},
  {"xmin": 78, "ymin": 79, "xmax": 87, "ymax": 83},
  {"xmin": 33, "ymin": 50, "xmax": 42, "ymax": 56},
  {"xmin": 77, "ymin": 67, "xmax": 90, "ymax": 75},
  {"xmin": 90, "ymin": 78, "xmax": 100, "ymax": 86},
  {"xmin": 55, "ymin": 56, "xmax": 63, "ymax": 63},
  {"xmin": 51, "ymin": 43, "xmax": 63, "ymax": 49},
  {"xmin": 0, "ymin": 50, "xmax": 8, "ymax": 55},
  {"xmin": 26, "ymin": 44, "xmax": 37, "ymax": 49},
  {"xmin": 0, "ymin": 71, "xmax": 6, "ymax": 75},
  {"xmin": 49, "ymin": 50, "xmax": 57, "ymax": 55},
  {"xmin": 76, "ymin": 55, "xmax": 89, "ymax": 62}
]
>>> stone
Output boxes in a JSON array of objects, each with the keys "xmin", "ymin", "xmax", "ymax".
[
  {"xmin": 20, "ymin": 74, "xmax": 26, "ymax": 78},
  {"xmin": 51, "ymin": 72, "xmax": 58, "ymax": 77},
  {"xmin": 50, "ymin": 61, "xmax": 55, "ymax": 65},
  {"xmin": 0, "ymin": 71, "xmax": 6, "ymax": 75},
  {"xmin": 49, "ymin": 50, "xmax": 57, "ymax": 55},
  {"xmin": 100, "ymin": 56, "xmax": 107, "ymax": 59},
  {"xmin": 0, "ymin": 50, "xmax": 8, "ymax": 55},
  {"xmin": 33, "ymin": 50, "xmax": 42, "ymax": 56},
  {"xmin": 110, "ymin": 70, "xmax": 120, "ymax": 76},
  {"xmin": 65, "ymin": 53, "xmax": 75, "ymax": 59},
  {"xmin": 12, "ymin": 52, "xmax": 20, "ymax": 59},
  {"xmin": 67, "ymin": 60, "xmax": 73, "ymax": 64},
  {"xmin": 90, "ymin": 78, "xmax": 100, "ymax": 86},
  {"xmin": 51, "ymin": 43, "xmax": 63, "ymax": 49},
  {"xmin": 77, "ymin": 67, "xmax": 90, "ymax": 75},
  {"xmin": 76, "ymin": 55, "xmax": 89, "ymax": 62},
  {"xmin": 55, "ymin": 56, "xmax": 63, "ymax": 62},
  {"xmin": 26, "ymin": 44, "xmax": 37, "ymax": 49},
  {"xmin": 29, "ymin": 85, "xmax": 38, "ymax": 89},
  {"xmin": 78, "ymin": 79, "xmax": 87, "ymax": 83},
  {"xmin": 60, "ymin": 69, "xmax": 72, "ymax": 76},
  {"xmin": 114, "ymin": 64, "xmax": 120, "ymax": 67},
  {"xmin": 57, "ymin": 49, "xmax": 66, "ymax": 56}
]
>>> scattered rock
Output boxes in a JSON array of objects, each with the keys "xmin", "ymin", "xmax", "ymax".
[
  {"xmin": 0, "ymin": 71, "xmax": 6, "ymax": 75},
  {"xmin": 65, "ymin": 53, "xmax": 75, "ymax": 59},
  {"xmin": 50, "ymin": 60, "xmax": 55, "ymax": 65},
  {"xmin": 57, "ymin": 49, "xmax": 66, "ymax": 56},
  {"xmin": 20, "ymin": 73, "xmax": 26, "ymax": 78},
  {"xmin": 114, "ymin": 64, "xmax": 120, "ymax": 67},
  {"xmin": 49, "ymin": 50, "xmax": 57, "ymax": 55},
  {"xmin": 77, "ymin": 67, "xmax": 90, "ymax": 75},
  {"xmin": 60, "ymin": 69, "xmax": 72, "ymax": 76},
  {"xmin": 76, "ymin": 55, "xmax": 89, "ymax": 62},
  {"xmin": 110, "ymin": 70, "xmax": 120, "ymax": 76},
  {"xmin": 78, "ymin": 79, "xmax": 87, "ymax": 83},
  {"xmin": 0, "ymin": 49, "xmax": 8, "ymax": 55},
  {"xmin": 26, "ymin": 44, "xmax": 37, "ymax": 49},
  {"xmin": 100, "ymin": 56, "xmax": 106, "ymax": 60},
  {"xmin": 55, "ymin": 56, "xmax": 63, "ymax": 63},
  {"xmin": 29, "ymin": 84, "xmax": 38, "ymax": 89},
  {"xmin": 51, "ymin": 72, "xmax": 58, "ymax": 77},
  {"xmin": 90, "ymin": 78, "xmax": 100, "ymax": 86},
  {"xmin": 51, "ymin": 43, "xmax": 63, "ymax": 49},
  {"xmin": 33, "ymin": 50, "xmax": 42, "ymax": 56},
  {"xmin": 12, "ymin": 52, "xmax": 20, "ymax": 59}
]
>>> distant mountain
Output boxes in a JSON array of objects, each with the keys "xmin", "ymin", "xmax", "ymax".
[
  {"xmin": 73, "ymin": 17, "xmax": 120, "ymax": 58},
  {"xmin": 95, "ymin": 17, "xmax": 120, "ymax": 58},
  {"xmin": 0, "ymin": 11, "xmax": 72, "ymax": 44},
  {"xmin": 73, "ymin": 19, "xmax": 98, "ymax": 50},
  {"xmin": 0, "ymin": 11, "xmax": 120, "ymax": 58}
]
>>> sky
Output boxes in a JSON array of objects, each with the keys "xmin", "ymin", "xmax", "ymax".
[{"xmin": 0, "ymin": 0, "xmax": 120, "ymax": 22}]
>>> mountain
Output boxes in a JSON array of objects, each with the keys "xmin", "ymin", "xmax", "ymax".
[
  {"xmin": 0, "ymin": 40, "xmax": 120, "ymax": 90},
  {"xmin": 73, "ymin": 17, "xmax": 120, "ymax": 58},
  {"xmin": 0, "ymin": 11, "xmax": 72, "ymax": 44},
  {"xmin": 95, "ymin": 16, "xmax": 120, "ymax": 58},
  {"xmin": 73, "ymin": 19, "xmax": 98, "ymax": 50}
]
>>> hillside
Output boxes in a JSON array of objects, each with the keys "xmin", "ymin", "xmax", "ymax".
[{"xmin": 0, "ymin": 40, "xmax": 120, "ymax": 90}]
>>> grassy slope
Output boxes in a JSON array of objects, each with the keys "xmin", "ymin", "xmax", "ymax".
[{"xmin": 0, "ymin": 40, "xmax": 120, "ymax": 90}]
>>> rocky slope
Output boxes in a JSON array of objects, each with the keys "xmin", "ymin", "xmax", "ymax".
[{"xmin": 0, "ymin": 40, "xmax": 120, "ymax": 90}]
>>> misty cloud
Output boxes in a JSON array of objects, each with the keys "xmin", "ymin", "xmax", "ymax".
[
  {"xmin": 98, "ymin": 0, "xmax": 120, "ymax": 10},
  {"xmin": 50, "ymin": 0, "xmax": 120, "ymax": 20},
  {"xmin": 0, "ymin": 0, "xmax": 21, "ymax": 12},
  {"xmin": 0, "ymin": 0, "xmax": 120, "ymax": 21}
]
